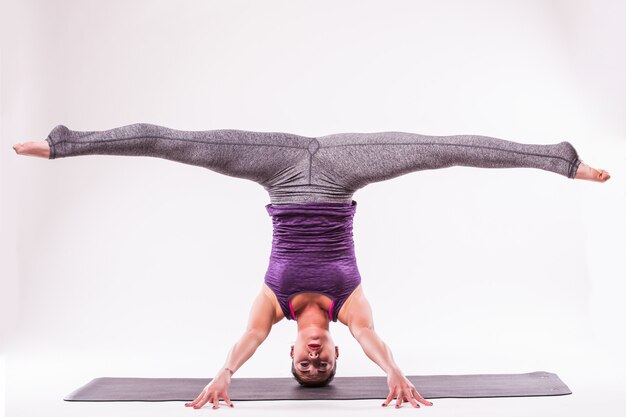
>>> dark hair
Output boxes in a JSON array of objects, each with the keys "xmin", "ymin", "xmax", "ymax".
[{"xmin": 291, "ymin": 359, "xmax": 337, "ymax": 387}]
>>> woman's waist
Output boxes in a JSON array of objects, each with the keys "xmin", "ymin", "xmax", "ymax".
[
  {"xmin": 270, "ymin": 229, "xmax": 356, "ymax": 251},
  {"xmin": 267, "ymin": 249, "xmax": 359, "ymax": 264},
  {"xmin": 269, "ymin": 251, "xmax": 356, "ymax": 263},
  {"xmin": 264, "ymin": 257, "xmax": 362, "ymax": 286},
  {"xmin": 269, "ymin": 240, "xmax": 356, "ymax": 260}
]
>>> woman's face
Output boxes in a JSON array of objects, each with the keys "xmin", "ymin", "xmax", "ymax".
[{"xmin": 290, "ymin": 326, "xmax": 339, "ymax": 377}]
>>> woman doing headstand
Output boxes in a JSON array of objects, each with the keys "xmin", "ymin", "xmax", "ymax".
[{"xmin": 13, "ymin": 124, "xmax": 610, "ymax": 410}]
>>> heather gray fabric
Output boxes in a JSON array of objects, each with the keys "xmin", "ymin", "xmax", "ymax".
[
  {"xmin": 63, "ymin": 371, "xmax": 571, "ymax": 401},
  {"xmin": 45, "ymin": 123, "xmax": 582, "ymax": 205}
]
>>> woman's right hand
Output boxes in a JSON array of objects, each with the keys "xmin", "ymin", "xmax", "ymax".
[{"xmin": 184, "ymin": 369, "xmax": 234, "ymax": 409}]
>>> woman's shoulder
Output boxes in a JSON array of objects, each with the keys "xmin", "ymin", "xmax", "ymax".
[
  {"xmin": 336, "ymin": 283, "xmax": 366, "ymax": 325},
  {"xmin": 262, "ymin": 283, "xmax": 287, "ymax": 324}
]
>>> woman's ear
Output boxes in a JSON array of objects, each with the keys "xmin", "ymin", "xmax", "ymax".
[
  {"xmin": 335, "ymin": 345, "xmax": 339, "ymax": 359},
  {"xmin": 290, "ymin": 345, "xmax": 294, "ymax": 358}
]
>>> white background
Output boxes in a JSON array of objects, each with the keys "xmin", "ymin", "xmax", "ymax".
[{"xmin": 1, "ymin": 0, "xmax": 625, "ymax": 416}]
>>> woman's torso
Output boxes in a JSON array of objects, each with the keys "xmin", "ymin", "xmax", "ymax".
[
  {"xmin": 263, "ymin": 200, "xmax": 363, "ymax": 323},
  {"xmin": 263, "ymin": 283, "xmax": 362, "ymax": 325}
]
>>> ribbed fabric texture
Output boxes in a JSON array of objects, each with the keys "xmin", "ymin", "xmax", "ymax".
[{"xmin": 263, "ymin": 201, "xmax": 361, "ymax": 322}]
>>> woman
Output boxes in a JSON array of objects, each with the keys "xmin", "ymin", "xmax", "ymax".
[{"xmin": 13, "ymin": 124, "xmax": 610, "ymax": 410}]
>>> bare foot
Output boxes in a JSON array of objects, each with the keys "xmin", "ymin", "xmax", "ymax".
[
  {"xmin": 12, "ymin": 140, "xmax": 50, "ymax": 159},
  {"xmin": 575, "ymin": 161, "xmax": 611, "ymax": 182}
]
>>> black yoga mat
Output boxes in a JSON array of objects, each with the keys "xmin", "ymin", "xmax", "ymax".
[{"xmin": 64, "ymin": 371, "xmax": 571, "ymax": 401}]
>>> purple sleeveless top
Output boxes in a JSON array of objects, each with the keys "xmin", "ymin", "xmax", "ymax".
[{"xmin": 263, "ymin": 200, "xmax": 362, "ymax": 322}]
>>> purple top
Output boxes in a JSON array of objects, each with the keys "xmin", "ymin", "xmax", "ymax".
[{"xmin": 263, "ymin": 200, "xmax": 362, "ymax": 322}]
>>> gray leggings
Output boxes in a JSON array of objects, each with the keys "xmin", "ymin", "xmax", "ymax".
[{"xmin": 45, "ymin": 123, "xmax": 581, "ymax": 205}]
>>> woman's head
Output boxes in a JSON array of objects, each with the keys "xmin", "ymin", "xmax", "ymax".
[{"xmin": 290, "ymin": 325, "xmax": 339, "ymax": 387}]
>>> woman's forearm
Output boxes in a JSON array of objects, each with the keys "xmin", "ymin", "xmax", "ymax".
[
  {"xmin": 353, "ymin": 327, "xmax": 402, "ymax": 375},
  {"xmin": 218, "ymin": 330, "xmax": 266, "ymax": 376}
]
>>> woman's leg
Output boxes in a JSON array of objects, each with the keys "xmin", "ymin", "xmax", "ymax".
[
  {"xmin": 13, "ymin": 127, "xmax": 610, "ymax": 192},
  {"xmin": 316, "ymin": 131, "xmax": 590, "ymax": 190},
  {"xmin": 37, "ymin": 123, "xmax": 312, "ymax": 186}
]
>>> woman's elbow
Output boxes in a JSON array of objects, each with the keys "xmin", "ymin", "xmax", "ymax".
[
  {"xmin": 245, "ymin": 328, "xmax": 270, "ymax": 345},
  {"xmin": 349, "ymin": 324, "xmax": 375, "ymax": 340}
]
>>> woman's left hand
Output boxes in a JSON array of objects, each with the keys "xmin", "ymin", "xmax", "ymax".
[{"xmin": 382, "ymin": 368, "xmax": 434, "ymax": 408}]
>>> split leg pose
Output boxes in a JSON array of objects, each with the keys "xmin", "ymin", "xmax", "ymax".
[
  {"xmin": 13, "ymin": 124, "xmax": 610, "ymax": 410},
  {"xmin": 12, "ymin": 124, "xmax": 611, "ymax": 187}
]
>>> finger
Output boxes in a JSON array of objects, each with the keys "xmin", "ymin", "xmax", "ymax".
[
  {"xmin": 395, "ymin": 389, "xmax": 404, "ymax": 408},
  {"xmin": 401, "ymin": 390, "xmax": 418, "ymax": 408},
  {"xmin": 212, "ymin": 395, "xmax": 219, "ymax": 409},
  {"xmin": 412, "ymin": 387, "xmax": 434, "ymax": 406},
  {"xmin": 193, "ymin": 392, "xmax": 211, "ymax": 409},
  {"xmin": 189, "ymin": 391, "xmax": 206, "ymax": 408},
  {"xmin": 223, "ymin": 393, "xmax": 234, "ymax": 408},
  {"xmin": 185, "ymin": 391, "xmax": 205, "ymax": 407},
  {"xmin": 405, "ymin": 389, "xmax": 421, "ymax": 408},
  {"xmin": 382, "ymin": 390, "xmax": 394, "ymax": 407}
]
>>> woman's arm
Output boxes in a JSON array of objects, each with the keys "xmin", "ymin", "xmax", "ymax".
[
  {"xmin": 345, "ymin": 291, "xmax": 433, "ymax": 408},
  {"xmin": 345, "ymin": 291, "xmax": 401, "ymax": 375},
  {"xmin": 185, "ymin": 284, "xmax": 278, "ymax": 409},
  {"xmin": 219, "ymin": 284, "xmax": 278, "ymax": 375}
]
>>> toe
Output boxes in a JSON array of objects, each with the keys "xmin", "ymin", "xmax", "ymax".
[{"xmin": 599, "ymin": 170, "xmax": 610, "ymax": 181}]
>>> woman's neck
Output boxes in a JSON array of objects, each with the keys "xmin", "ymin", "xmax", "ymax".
[{"xmin": 295, "ymin": 303, "xmax": 330, "ymax": 330}]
